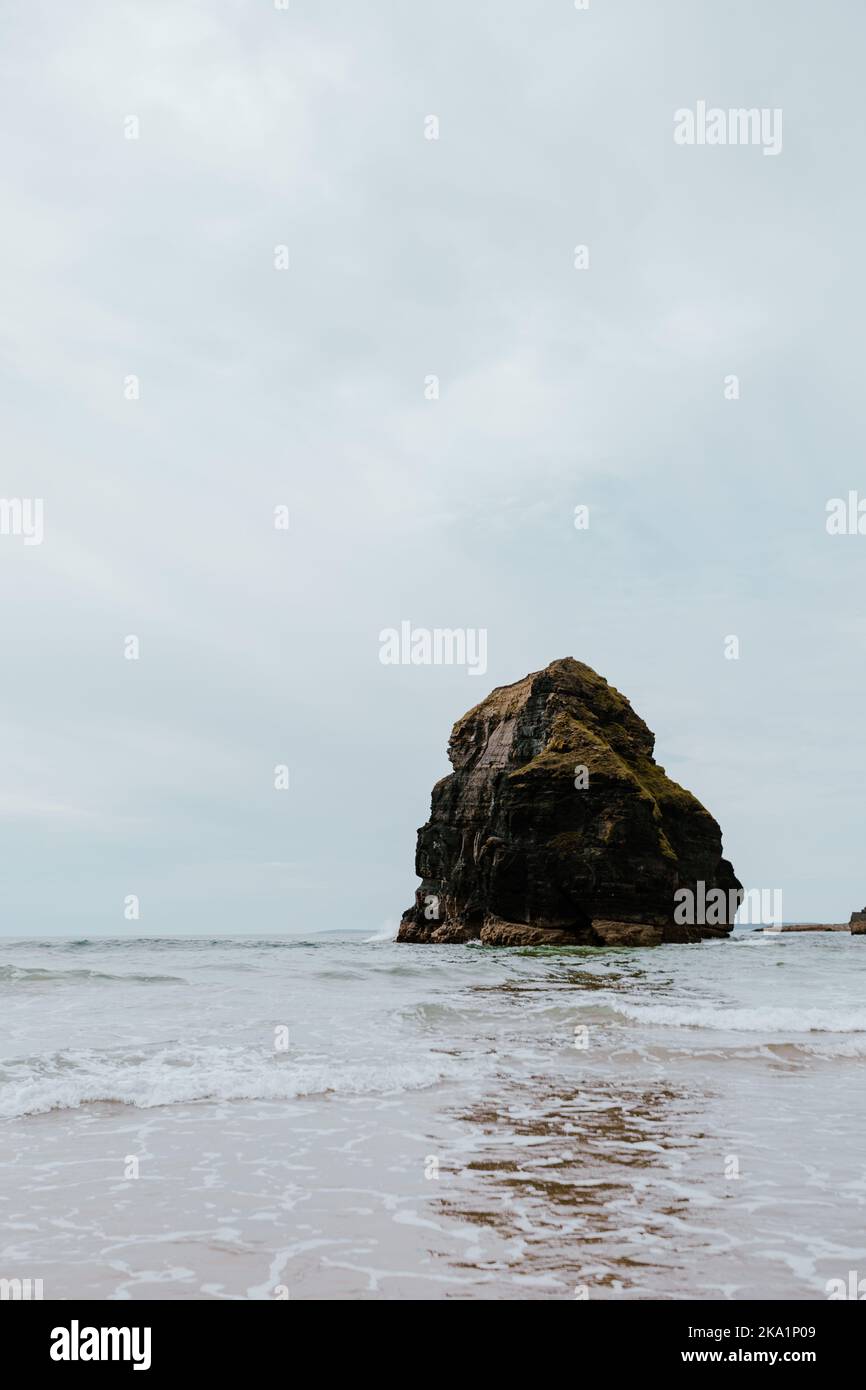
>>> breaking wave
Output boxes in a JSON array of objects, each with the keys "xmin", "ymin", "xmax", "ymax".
[
  {"xmin": 604, "ymin": 999, "xmax": 866, "ymax": 1034},
  {"xmin": 0, "ymin": 964, "xmax": 186, "ymax": 986},
  {"xmin": 0, "ymin": 1043, "xmax": 480, "ymax": 1119}
]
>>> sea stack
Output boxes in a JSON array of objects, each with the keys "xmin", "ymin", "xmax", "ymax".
[
  {"xmin": 397, "ymin": 658, "xmax": 741, "ymax": 947},
  {"xmin": 851, "ymin": 909, "xmax": 866, "ymax": 935}
]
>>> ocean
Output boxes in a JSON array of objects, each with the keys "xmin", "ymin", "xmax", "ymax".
[{"xmin": 1, "ymin": 930, "xmax": 864, "ymax": 1300}]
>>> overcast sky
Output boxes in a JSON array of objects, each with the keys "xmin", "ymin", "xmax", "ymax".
[{"xmin": 1, "ymin": 0, "xmax": 863, "ymax": 934}]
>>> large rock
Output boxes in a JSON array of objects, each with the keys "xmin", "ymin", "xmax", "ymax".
[
  {"xmin": 851, "ymin": 908, "xmax": 866, "ymax": 935},
  {"xmin": 397, "ymin": 658, "xmax": 741, "ymax": 947}
]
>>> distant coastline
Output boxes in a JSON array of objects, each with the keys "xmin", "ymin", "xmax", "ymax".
[{"xmin": 757, "ymin": 923, "xmax": 850, "ymax": 933}]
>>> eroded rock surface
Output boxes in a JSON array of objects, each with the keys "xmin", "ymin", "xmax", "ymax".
[{"xmin": 397, "ymin": 658, "xmax": 741, "ymax": 947}]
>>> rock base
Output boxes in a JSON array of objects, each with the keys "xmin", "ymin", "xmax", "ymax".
[{"xmin": 398, "ymin": 916, "xmax": 732, "ymax": 948}]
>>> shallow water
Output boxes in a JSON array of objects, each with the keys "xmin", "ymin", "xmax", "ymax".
[{"xmin": 1, "ymin": 930, "xmax": 864, "ymax": 1299}]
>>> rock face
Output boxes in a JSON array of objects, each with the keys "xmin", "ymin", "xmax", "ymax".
[
  {"xmin": 397, "ymin": 658, "xmax": 741, "ymax": 947},
  {"xmin": 851, "ymin": 908, "xmax": 866, "ymax": 935}
]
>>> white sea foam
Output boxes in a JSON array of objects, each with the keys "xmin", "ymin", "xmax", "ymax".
[
  {"xmin": 2, "ymin": 932, "xmax": 864, "ymax": 1129},
  {"xmin": 606, "ymin": 1000, "xmax": 866, "ymax": 1034},
  {"xmin": 364, "ymin": 920, "xmax": 399, "ymax": 943},
  {"xmin": 0, "ymin": 1043, "xmax": 473, "ymax": 1119}
]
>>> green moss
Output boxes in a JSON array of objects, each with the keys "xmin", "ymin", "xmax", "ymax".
[
  {"xmin": 515, "ymin": 946, "xmax": 602, "ymax": 957},
  {"xmin": 503, "ymin": 707, "xmax": 697, "ymax": 870},
  {"xmin": 629, "ymin": 755, "xmax": 704, "ymax": 816},
  {"xmin": 459, "ymin": 668, "xmax": 708, "ymax": 880}
]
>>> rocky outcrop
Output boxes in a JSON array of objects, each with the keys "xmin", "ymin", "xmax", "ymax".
[
  {"xmin": 397, "ymin": 658, "xmax": 741, "ymax": 947},
  {"xmin": 851, "ymin": 908, "xmax": 866, "ymax": 935},
  {"xmin": 762, "ymin": 923, "xmax": 846, "ymax": 933}
]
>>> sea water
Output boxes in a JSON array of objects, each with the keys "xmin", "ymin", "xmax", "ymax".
[{"xmin": 0, "ymin": 930, "xmax": 864, "ymax": 1300}]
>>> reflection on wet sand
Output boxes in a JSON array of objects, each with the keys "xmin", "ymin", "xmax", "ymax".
[{"xmin": 436, "ymin": 1078, "xmax": 707, "ymax": 1297}]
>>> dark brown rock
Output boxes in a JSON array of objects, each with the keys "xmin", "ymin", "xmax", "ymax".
[
  {"xmin": 851, "ymin": 908, "xmax": 866, "ymax": 935},
  {"xmin": 479, "ymin": 919, "xmax": 587, "ymax": 947},
  {"xmin": 766, "ymin": 923, "xmax": 848, "ymax": 933},
  {"xmin": 397, "ymin": 658, "xmax": 741, "ymax": 947}
]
